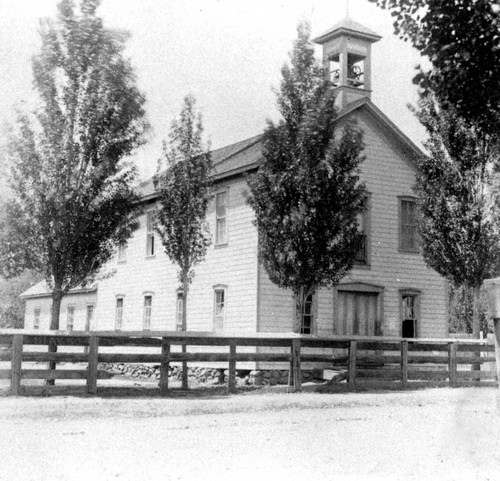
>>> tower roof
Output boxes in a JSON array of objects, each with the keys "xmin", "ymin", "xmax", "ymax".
[{"xmin": 313, "ymin": 18, "xmax": 382, "ymax": 45}]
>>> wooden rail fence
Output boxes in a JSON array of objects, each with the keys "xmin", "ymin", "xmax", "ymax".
[{"xmin": 0, "ymin": 330, "xmax": 497, "ymax": 395}]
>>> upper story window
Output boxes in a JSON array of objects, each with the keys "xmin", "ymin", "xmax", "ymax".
[
  {"xmin": 117, "ymin": 242, "xmax": 128, "ymax": 262},
  {"xmin": 33, "ymin": 307, "xmax": 41, "ymax": 330},
  {"xmin": 66, "ymin": 305, "xmax": 75, "ymax": 332},
  {"xmin": 300, "ymin": 293, "xmax": 314, "ymax": 334},
  {"xmin": 213, "ymin": 286, "xmax": 226, "ymax": 331},
  {"xmin": 215, "ymin": 190, "xmax": 228, "ymax": 245},
  {"xmin": 143, "ymin": 295, "xmax": 152, "ymax": 330},
  {"xmin": 399, "ymin": 197, "xmax": 419, "ymax": 253},
  {"xmin": 355, "ymin": 195, "xmax": 370, "ymax": 265},
  {"xmin": 146, "ymin": 210, "xmax": 156, "ymax": 257},
  {"xmin": 115, "ymin": 297, "xmax": 124, "ymax": 330}
]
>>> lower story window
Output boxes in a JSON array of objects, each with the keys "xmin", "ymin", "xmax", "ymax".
[
  {"xmin": 300, "ymin": 293, "xmax": 314, "ymax": 334},
  {"xmin": 176, "ymin": 292, "xmax": 184, "ymax": 331},
  {"xmin": 85, "ymin": 304, "xmax": 94, "ymax": 332},
  {"xmin": 401, "ymin": 291, "xmax": 420, "ymax": 338},
  {"xmin": 66, "ymin": 305, "xmax": 75, "ymax": 332},
  {"xmin": 143, "ymin": 295, "xmax": 152, "ymax": 330},
  {"xmin": 213, "ymin": 287, "xmax": 226, "ymax": 332},
  {"xmin": 115, "ymin": 297, "xmax": 124, "ymax": 330},
  {"xmin": 34, "ymin": 308, "xmax": 41, "ymax": 330}
]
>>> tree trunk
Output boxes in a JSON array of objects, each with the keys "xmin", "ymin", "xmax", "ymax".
[
  {"xmin": 493, "ymin": 318, "xmax": 500, "ymax": 388},
  {"xmin": 472, "ymin": 285, "xmax": 481, "ymax": 339},
  {"xmin": 181, "ymin": 273, "xmax": 189, "ymax": 390},
  {"xmin": 471, "ymin": 285, "xmax": 482, "ymax": 375},
  {"xmin": 293, "ymin": 287, "xmax": 305, "ymax": 333},
  {"xmin": 47, "ymin": 286, "xmax": 63, "ymax": 386},
  {"xmin": 50, "ymin": 287, "xmax": 63, "ymax": 330},
  {"xmin": 293, "ymin": 286, "xmax": 314, "ymax": 334}
]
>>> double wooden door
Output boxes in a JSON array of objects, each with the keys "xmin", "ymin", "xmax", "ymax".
[{"xmin": 336, "ymin": 290, "xmax": 380, "ymax": 336}]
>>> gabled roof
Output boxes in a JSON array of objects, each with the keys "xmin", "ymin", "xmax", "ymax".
[
  {"xmin": 337, "ymin": 96, "xmax": 423, "ymax": 160},
  {"xmin": 137, "ymin": 133, "xmax": 264, "ymax": 201},
  {"xmin": 313, "ymin": 18, "xmax": 382, "ymax": 45},
  {"xmin": 137, "ymin": 97, "xmax": 423, "ymax": 202},
  {"xmin": 21, "ymin": 281, "xmax": 97, "ymax": 299}
]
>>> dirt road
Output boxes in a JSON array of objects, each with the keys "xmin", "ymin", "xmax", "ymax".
[{"xmin": 1, "ymin": 387, "xmax": 499, "ymax": 481}]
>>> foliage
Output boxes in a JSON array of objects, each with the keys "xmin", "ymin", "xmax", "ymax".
[
  {"xmin": 247, "ymin": 21, "xmax": 366, "ymax": 332},
  {"xmin": 0, "ymin": 271, "xmax": 43, "ymax": 329},
  {"xmin": 0, "ymin": 0, "xmax": 148, "ymax": 329},
  {"xmin": 448, "ymin": 284, "xmax": 491, "ymax": 335},
  {"xmin": 413, "ymin": 93, "xmax": 500, "ymax": 335},
  {"xmin": 153, "ymin": 95, "xmax": 213, "ymax": 330},
  {"xmin": 368, "ymin": 0, "xmax": 500, "ymax": 138}
]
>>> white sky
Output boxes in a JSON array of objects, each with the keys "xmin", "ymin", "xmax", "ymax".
[{"xmin": 0, "ymin": 0, "xmax": 427, "ymax": 180}]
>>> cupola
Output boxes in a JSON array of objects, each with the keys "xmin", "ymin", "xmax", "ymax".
[{"xmin": 313, "ymin": 18, "xmax": 381, "ymax": 108}]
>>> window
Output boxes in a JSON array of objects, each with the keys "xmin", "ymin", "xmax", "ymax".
[
  {"xmin": 176, "ymin": 292, "xmax": 184, "ymax": 331},
  {"xmin": 143, "ymin": 295, "xmax": 152, "ymax": 330},
  {"xmin": 115, "ymin": 297, "xmax": 124, "ymax": 330},
  {"xmin": 146, "ymin": 210, "xmax": 156, "ymax": 256},
  {"xmin": 399, "ymin": 198, "xmax": 419, "ymax": 252},
  {"xmin": 213, "ymin": 287, "xmax": 226, "ymax": 331},
  {"xmin": 33, "ymin": 308, "xmax": 41, "ymax": 330},
  {"xmin": 215, "ymin": 190, "xmax": 228, "ymax": 245},
  {"xmin": 85, "ymin": 304, "xmax": 94, "ymax": 332},
  {"xmin": 300, "ymin": 293, "xmax": 314, "ymax": 334},
  {"xmin": 400, "ymin": 290, "xmax": 420, "ymax": 338},
  {"xmin": 355, "ymin": 195, "xmax": 370, "ymax": 265},
  {"xmin": 347, "ymin": 53, "xmax": 365, "ymax": 88},
  {"xmin": 117, "ymin": 242, "xmax": 128, "ymax": 262},
  {"xmin": 328, "ymin": 54, "xmax": 340, "ymax": 86},
  {"xmin": 66, "ymin": 305, "xmax": 75, "ymax": 332}
]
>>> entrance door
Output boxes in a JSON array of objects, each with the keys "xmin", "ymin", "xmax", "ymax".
[{"xmin": 335, "ymin": 286, "xmax": 382, "ymax": 336}]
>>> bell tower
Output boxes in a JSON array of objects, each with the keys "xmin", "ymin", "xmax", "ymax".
[{"xmin": 313, "ymin": 18, "xmax": 381, "ymax": 108}]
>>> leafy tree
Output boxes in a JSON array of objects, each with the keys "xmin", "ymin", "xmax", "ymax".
[
  {"xmin": 368, "ymin": 0, "xmax": 500, "ymax": 138},
  {"xmin": 448, "ymin": 285, "xmax": 490, "ymax": 336},
  {"xmin": 0, "ymin": 271, "xmax": 44, "ymax": 329},
  {"xmin": 154, "ymin": 94, "xmax": 213, "ymax": 331},
  {"xmin": 413, "ymin": 93, "xmax": 500, "ymax": 337},
  {"xmin": 153, "ymin": 95, "xmax": 212, "ymax": 389},
  {"xmin": 247, "ymin": 22, "xmax": 365, "ymax": 333},
  {"xmin": 0, "ymin": 0, "xmax": 147, "ymax": 330}
]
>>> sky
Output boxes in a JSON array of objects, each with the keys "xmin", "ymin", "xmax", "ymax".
[{"xmin": 0, "ymin": 0, "xmax": 427, "ymax": 181}]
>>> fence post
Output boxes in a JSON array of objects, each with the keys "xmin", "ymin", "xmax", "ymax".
[
  {"xmin": 11, "ymin": 334, "xmax": 23, "ymax": 395},
  {"xmin": 87, "ymin": 336, "xmax": 99, "ymax": 394},
  {"xmin": 227, "ymin": 341, "xmax": 237, "ymax": 394},
  {"xmin": 401, "ymin": 340, "xmax": 408, "ymax": 387},
  {"xmin": 348, "ymin": 340, "xmax": 357, "ymax": 387},
  {"xmin": 159, "ymin": 338, "xmax": 170, "ymax": 394},
  {"xmin": 181, "ymin": 344, "xmax": 188, "ymax": 390},
  {"xmin": 291, "ymin": 339, "xmax": 301, "ymax": 392},
  {"xmin": 448, "ymin": 342, "xmax": 457, "ymax": 387},
  {"xmin": 46, "ymin": 337, "xmax": 58, "ymax": 386}
]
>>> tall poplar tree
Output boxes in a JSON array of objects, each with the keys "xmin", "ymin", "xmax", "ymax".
[
  {"xmin": 0, "ymin": 0, "xmax": 148, "ymax": 329},
  {"xmin": 247, "ymin": 22, "xmax": 365, "ymax": 333},
  {"xmin": 154, "ymin": 95, "xmax": 212, "ymax": 389},
  {"xmin": 413, "ymin": 94, "xmax": 500, "ymax": 338},
  {"xmin": 154, "ymin": 95, "xmax": 213, "ymax": 331}
]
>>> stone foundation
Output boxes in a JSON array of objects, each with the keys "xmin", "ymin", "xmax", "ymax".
[{"xmin": 99, "ymin": 363, "xmax": 325, "ymax": 386}]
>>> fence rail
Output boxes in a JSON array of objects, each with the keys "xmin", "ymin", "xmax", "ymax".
[{"xmin": 0, "ymin": 330, "xmax": 497, "ymax": 395}]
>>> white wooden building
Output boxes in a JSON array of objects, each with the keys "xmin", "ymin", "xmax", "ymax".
[{"xmin": 22, "ymin": 19, "xmax": 448, "ymax": 339}]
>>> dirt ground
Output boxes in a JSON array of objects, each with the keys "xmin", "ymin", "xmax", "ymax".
[{"xmin": 1, "ymin": 383, "xmax": 500, "ymax": 481}]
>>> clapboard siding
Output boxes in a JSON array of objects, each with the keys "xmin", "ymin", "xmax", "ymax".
[
  {"xmin": 95, "ymin": 177, "xmax": 258, "ymax": 333},
  {"xmin": 258, "ymin": 109, "xmax": 448, "ymax": 338}
]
